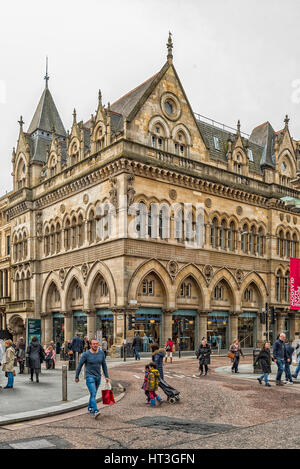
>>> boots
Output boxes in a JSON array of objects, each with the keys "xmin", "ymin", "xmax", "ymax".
[
  {"xmin": 36, "ymin": 372, "xmax": 39, "ymax": 383},
  {"xmin": 170, "ymin": 357, "xmax": 173, "ymax": 364},
  {"xmin": 150, "ymin": 399, "xmax": 156, "ymax": 407},
  {"xmin": 156, "ymin": 396, "xmax": 162, "ymax": 405}
]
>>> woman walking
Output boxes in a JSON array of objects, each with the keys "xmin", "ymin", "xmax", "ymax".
[
  {"xmin": 254, "ymin": 342, "xmax": 272, "ymax": 387},
  {"xmin": 2, "ymin": 340, "xmax": 15, "ymax": 389},
  {"xmin": 152, "ymin": 344, "xmax": 166, "ymax": 380},
  {"xmin": 229, "ymin": 338, "xmax": 244, "ymax": 373},
  {"xmin": 16, "ymin": 337, "xmax": 26, "ymax": 374},
  {"xmin": 196, "ymin": 339, "xmax": 211, "ymax": 376},
  {"xmin": 26, "ymin": 336, "xmax": 45, "ymax": 383},
  {"xmin": 45, "ymin": 345, "xmax": 56, "ymax": 370}
]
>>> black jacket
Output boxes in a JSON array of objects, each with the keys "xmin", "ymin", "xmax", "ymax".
[
  {"xmin": 132, "ymin": 336, "xmax": 142, "ymax": 348},
  {"xmin": 26, "ymin": 342, "xmax": 45, "ymax": 371},
  {"xmin": 254, "ymin": 349, "xmax": 271, "ymax": 374},
  {"xmin": 196, "ymin": 344, "xmax": 211, "ymax": 365},
  {"xmin": 285, "ymin": 344, "xmax": 294, "ymax": 362},
  {"xmin": 273, "ymin": 339, "xmax": 286, "ymax": 360}
]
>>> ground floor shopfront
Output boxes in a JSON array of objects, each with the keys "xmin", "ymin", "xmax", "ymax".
[{"xmin": 41, "ymin": 308, "xmax": 300, "ymax": 354}]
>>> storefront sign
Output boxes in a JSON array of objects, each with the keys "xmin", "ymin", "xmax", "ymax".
[
  {"xmin": 26, "ymin": 319, "xmax": 42, "ymax": 346},
  {"xmin": 290, "ymin": 258, "xmax": 300, "ymax": 310}
]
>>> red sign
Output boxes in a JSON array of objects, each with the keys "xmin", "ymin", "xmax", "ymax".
[{"xmin": 290, "ymin": 258, "xmax": 300, "ymax": 310}]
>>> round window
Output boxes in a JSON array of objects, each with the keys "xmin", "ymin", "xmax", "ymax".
[{"xmin": 165, "ymin": 100, "xmax": 174, "ymax": 115}]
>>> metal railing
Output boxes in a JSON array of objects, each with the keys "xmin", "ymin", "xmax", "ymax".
[{"xmin": 194, "ymin": 112, "xmax": 251, "ymax": 139}]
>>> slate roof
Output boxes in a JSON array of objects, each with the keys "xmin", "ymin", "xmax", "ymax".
[
  {"xmin": 27, "ymin": 87, "xmax": 66, "ymax": 137},
  {"xmin": 111, "ymin": 73, "xmax": 159, "ymax": 118},
  {"xmin": 249, "ymin": 122, "xmax": 275, "ymax": 168},
  {"xmin": 196, "ymin": 120, "xmax": 264, "ymax": 172}
]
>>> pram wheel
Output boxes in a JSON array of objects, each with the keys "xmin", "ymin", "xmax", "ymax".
[
  {"xmin": 175, "ymin": 396, "xmax": 180, "ymax": 401},
  {"xmin": 169, "ymin": 397, "xmax": 176, "ymax": 404}
]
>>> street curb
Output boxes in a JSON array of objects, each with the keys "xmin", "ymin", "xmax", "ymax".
[{"xmin": 0, "ymin": 381, "xmax": 125, "ymax": 427}]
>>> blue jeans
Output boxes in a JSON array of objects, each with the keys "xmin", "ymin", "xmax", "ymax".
[
  {"xmin": 134, "ymin": 346, "xmax": 140, "ymax": 360},
  {"xmin": 294, "ymin": 360, "xmax": 300, "ymax": 377},
  {"xmin": 276, "ymin": 358, "xmax": 285, "ymax": 382},
  {"xmin": 7, "ymin": 372, "xmax": 14, "ymax": 387},
  {"xmin": 86, "ymin": 376, "xmax": 101, "ymax": 413},
  {"xmin": 285, "ymin": 361, "xmax": 292, "ymax": 382},
  {"xmin": 232, "ymin": 355, "xmax": 240, "ymax": 372},
  {"xmin": 258, "ymin": 373, "xmax": 269, "ymax": 384}
]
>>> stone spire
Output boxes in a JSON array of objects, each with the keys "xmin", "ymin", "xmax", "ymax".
[
  {"xmin": 284, "ymin": 114, "xmax": 290, "ymax": 130},
  {"xmin": 237, "ymin": 119, "xmax": 241, "ymax": 136},
  {"xmin": 44, "ymin": 56, "xmax": 49, "ymax": 89},
  {"xmin": 167, "ymin": 31, "xmax": 173, "ymax": 64}
]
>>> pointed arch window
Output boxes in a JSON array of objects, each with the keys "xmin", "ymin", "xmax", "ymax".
[
  {"xmin": 175, "ymin": 208, "xmax": 183, "ymax": 242},
  {"xmin": 88, "ymin": 210, "xmax": 96, "ymax": 244},
  {"xmin": 136, "ymin": 202, "xmax": 147, "ymax": 239},
  {"xmin": 228, "ymin": 221, "xmax": 235, "ymax": 251},
  {"xmin": 211, "ymin": 218, "xmax": 218, "ymax": 248}
]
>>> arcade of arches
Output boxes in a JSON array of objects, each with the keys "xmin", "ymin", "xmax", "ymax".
[{"xmin": 38, "ymin": 265, "xmax": 300, "ymax": 354}]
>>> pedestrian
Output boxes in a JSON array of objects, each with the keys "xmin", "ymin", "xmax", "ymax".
[
  {"xmin": 284, "ymin": 339, "xmax": 294, "ymax": 385},
  {"xmin": 83, "ymin": 337, "xmax": 90, "ymax": 352},
  {"xmin": 16, "ymin": 337, "xmax": 26, "ymax": 374},
  {"xmin": 254, "ymin": 342, "xmax": 272, "ymax": 387},
  {"xmin": 45, "ymin": 345, "xmax": 56, "ymax": 370},
  {"xmin": 292, "ymin": 343, "xmax": 300, "ymax": 380},
  {"xmin": 146, "ymin": 362, "xmax": 162, "ymax": 407},
  {"xmin": 229, "ymin": 338, "xmax": 244, "ymax": 373},
  {"xmin": 26, "ymin": 336, "xmax": 45, "ymax": 383},
  {"xmin": 75, "ymin": 338, "xmax": 110, "ymax": 420},
  {"xmin": 196, "ymin": 339, "xmax": 212, "ymax": 376},
  {"xmin": 65, "ymin": 340, "xmax": 73, "ymax": 360},
  {"xmin": 2, "ymin": 340, "xmax": 15, "ymax": 389},
  {"xmin": 152, "ymin": 344, "xmax": 166, "ymax": 380},
  {"xmin": 165, "ymin": 338, "xmax": 174, "ymax": 364},
  {"xmin": 141, "ymin": 364, "xmax": 151, "ymax": 404},
  {"xmin": 72, "ymin": 333, "xmax": 84, "ymax": 362},
  {"xmin": 132, "ymin": 333, "xmax": 142, "ymax": 360},
  {"xmin": 142, "ymin": 333, "xmax": 149, "ymax": 353},
  {"xmin": 273, "ymin": 332, "xmax": 287, "ymax": 386},
  {"xmin": 101, "ymin": 337, "xmax": 108, "ymax": 358},
  {"xmin": 0, "ymin": 339, "xmax": 5, "ymax": 389}
]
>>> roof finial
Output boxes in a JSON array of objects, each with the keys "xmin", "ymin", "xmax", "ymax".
[
  {"xmin": 237, "ymin": 119, "xmax": 241, "ymax": 135},
  {"xmin": 18, "ymin": 115, "xmax": 24, "ymax": 129},
  {"xmin": 167, "ymin": 31, "xmax": 173, "ymax": 64},
  {"xmin": 284, "ymin": 114, "xmax": 289, "ymax": 129},
  {"xmin": 73, "ymin": 108, "xmax": 77, "ymax": 125},
  {"xmin": 44, "ymin": 56, "xmax": 50, "ymax": 89}
]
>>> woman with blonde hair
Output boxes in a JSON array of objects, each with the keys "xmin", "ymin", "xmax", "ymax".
[
  {"xmin": 2, "ymin": 339, "xmax": 16, "ymax": 389},
  {"xmin": 229, "ymin": 338, "xmax": 244, "ymax": 373}
]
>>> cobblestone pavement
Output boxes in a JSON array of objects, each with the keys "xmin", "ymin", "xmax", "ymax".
[{"xmin": 1, "ymin": 356, "xmax": 300, "ymax": 449}]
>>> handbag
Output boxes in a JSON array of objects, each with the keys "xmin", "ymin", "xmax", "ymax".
[
  {"xmin": 13, "ymin": 369, "xmax": 16, "ymax": 377},
  {"xmin": 227, "ymin": 351, "xmax": 235, "ymax": 360},
  {"xmin": 102, "ymin": 381, "xmax": 115, "ymax": 405}
]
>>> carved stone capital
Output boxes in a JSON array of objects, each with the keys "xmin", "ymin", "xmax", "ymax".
[
  {"xmin": 62, "ymin": 311, "xmax": 73, "ymax": 318},
  {"xmin": 84, "ymin": 309, "xmax": 96, "ymax": 317},
  {"xmin": 162, "ymin": 308, "xmax": 176, "ymax": 316},
  {"xmin": 197, "ymin": 310, "xmax": 209, "ymax": 317},
  {"xmin": 40, "ymin": 312, "xmax": 51, "ymax": 319}
]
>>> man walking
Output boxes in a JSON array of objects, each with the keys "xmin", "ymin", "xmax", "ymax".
[
  {"xmin": 75, "ymin": 338, "xmax": 110, "ymax": 419},
  {"xmin": 284, "ymin": 339, "xmax": 294, "ymax": 385},
  {"xmin": 72, "ymin": 333, "xmax": 83, "ymax": 362},
  {"xmin": 273, "ymin": 332, "xmax": 287, "ymax": 386},
  {"xmin": 132, "ymin": 333, "xmax": 142, "ymax": 360}
]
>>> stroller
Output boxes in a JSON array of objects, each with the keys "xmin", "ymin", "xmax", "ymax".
[{"xmin": 159, "ymin": 377, "xmax": 180, "ymax": 404}]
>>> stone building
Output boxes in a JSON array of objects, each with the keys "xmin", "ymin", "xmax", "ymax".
[{"xmin": 2, "ymin": 34, "xmax": 300, "ymax": 353}]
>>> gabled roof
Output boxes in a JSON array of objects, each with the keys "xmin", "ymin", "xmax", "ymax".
[
  {"xmin": 111, "ymin": 73, "xmax": 159, "ymax": 118},
  {"xmin": 250, "ymin": 121, "xmax": 275, "ymax": 168},
  {"xmin": 27, "ymin": 87, "xmax": 66, "ymax": 137}
]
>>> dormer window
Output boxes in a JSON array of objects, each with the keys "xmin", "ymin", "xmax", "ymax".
[
  {"xmin": 248, "ymin": 148, "xmax": 254, "ymax": 162},
  {"xmin": 213, "ymin": 136, "xmax": 220, "ymax": 150}
]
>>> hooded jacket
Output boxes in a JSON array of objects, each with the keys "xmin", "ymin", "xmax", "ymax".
[
  {"xmin": 146, "ymin": 368, "xmax": 160, "ymax": 392},
  {"xmin": 153, "ymin": 348, "xmax": 165, "ymax": 379}
]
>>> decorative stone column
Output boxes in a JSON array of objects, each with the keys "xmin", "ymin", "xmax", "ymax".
[
  {"xmin": 63, "ymin": 311, "xmax": 73, "ymax": 342},
  {"xmin": 85, "ymin": 309, "xmax": 96, "ymax": 340},
  {"xmin": 197, "ymin": 310, "xmax": 209, "ymax": 344},
  {"xmin": 162, "ymin": 309, "xmax": 175, "ymax": 345},
  {"xmin": 229, "ymin": 311, "xmax": 240, "ymax": 344},
  {"xmin": 276, "ymin": 311, "xmax": 285, "ymax": 336},
  {"xmin": 40, "ymin": 312, "xmax": 52, "ymax": 347}
]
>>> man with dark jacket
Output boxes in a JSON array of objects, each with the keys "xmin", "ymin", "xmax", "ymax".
[
  {"xmin": 284, "ymin": 339, "xmax": 294, "ymax": 385},
  {"xmin": 273, "ymin": 332, "xmax": 287, "ymax": 386},
  {"xmin": 72, "ymin": 333, "xmax": 83, "ymax": 361},
  {"xmin": 132, "ymin": 333, "xmax": 142, "ymax": 360}
]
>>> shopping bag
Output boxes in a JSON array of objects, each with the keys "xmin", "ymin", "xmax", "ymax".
[{"xmin": 102, "ymin": 382, "xmax": 115, "ymax": 405}]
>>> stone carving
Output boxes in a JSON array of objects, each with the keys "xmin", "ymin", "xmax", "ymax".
[
  {"xmin": 205, "ymin": 198, "xmax": 212, "ymax": 208},
  {"xmin": 60, "ymin": 204, "xmax": 66, "ymax": 214},
  {"xmin": 59, "ymin": 268, "xmax": 65, "ymax": 287},
  {"xmin": 167, "ymin": 260, "xmax": 178, "ymax": 277},
  {"xmin": 127, "ymin": 172, "xmax": 136, "ymax": 208},
  {"xmin": 286, "ymin": 214, "xmax": 291, "ymax": 223},
  {"xmin": 294, "ymin": 217, "xmax": 298, "ymax": 225},
  {"xmin": 35, "ymin": 211, "xmax": 43, "ymax": 241},
  {"xmin": 203, "ymin": 265, "xmax": 213, "ymax": 284},
  {"xmin": 109, "ymin": 176, "xmax": 118, "ymax": 208},
  {"xmin": 83, "ymin": 194, "xmax": 89, "ymax": 205},
  {"xmin": 236, "ymin": 269, "xmax": 244, "ymax": 286},
  {"xmin": 280, "ymin": 213, "xmax": 284, "ymax": 221},
  {"xmin": 236, "ymin": 206, "xmax": 243, "ymax": 216},
  {"xmin": 169, "ymin": 189, "xmax": 177, "ymax": 201},
  {"xmin": 81, "ymin": 263, "xmax": 89, "ymax": 283}
]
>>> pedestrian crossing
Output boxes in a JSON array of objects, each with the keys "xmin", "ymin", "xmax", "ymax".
[{"xmin": 133, "ymin": 371, "xmax": 200, "ymax": 380}]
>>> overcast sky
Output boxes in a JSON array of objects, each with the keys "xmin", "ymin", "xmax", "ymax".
[{"xmin": 1, "ymin": 0, "xmax": 300, "ymax": 193}]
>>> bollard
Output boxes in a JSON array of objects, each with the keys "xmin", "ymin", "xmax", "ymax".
[{"xmin": 62, "ymin": 365, "xmax": 68, "ymax": 401}]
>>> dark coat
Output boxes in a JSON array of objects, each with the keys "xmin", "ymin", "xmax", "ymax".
[
  {"xmin": 273, "ymin": 339, "xmax": 286, "ymax": 360},
  {"xmin": 71, "ymin": 336, "xmax": 83, "ymax": 353},
  {"xmin": 16, "ymin": 339, "xmax": 26, "ymax": 362},
  {"xmin": 26, "ymin": 341, "xmax": 45, "ymax": 371},
  {"xmin": 254, "ymin": 349, "xmax": 271, "ymax": 374},
  {"xmin": 132, "ymin": 336, "xmax": 142, "ymax": 349},
  {"xmin": 197, "ymin": 344, "xmax": 211, "ymax": 366},
  {"xmin": 153, "ymin": 348, "xmax": 165, "ymax": 379},
  {"xmin": 285, "ymin": 344, "xmax": 294, "ymax": 362}
]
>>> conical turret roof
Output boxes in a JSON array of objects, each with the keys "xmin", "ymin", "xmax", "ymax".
[{"xmin": 27, "ymin": 87, "xmax": 66, "ymax": 137}]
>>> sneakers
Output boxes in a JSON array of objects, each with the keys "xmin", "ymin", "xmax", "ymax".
[
  {"xmin": 94, "ymin": 411, "xmax": 101, "ymax": 420},
  {"xmin": 292, "ymin": 374, "xmax": 297, "ymax": 379},
  {"xmin": 257, "ymin": 377, "xmax": 262, "ymax": 385},
  {"xmin": 265, "ymin": 383, "xmax": 271, "ymax": 387},
  {"xmin": 286, "ymin": 381, "xmax": 293, "ymax": 385},
  {"xmin": 276, "ymin": 381, "xmax": 284, "ymax": 386},
  {"xmin": 156, "ymin": 396, "xmax": 163, "ymax": 406}
]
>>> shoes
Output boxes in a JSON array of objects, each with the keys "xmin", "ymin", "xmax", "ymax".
[
  {"xmin": 4, "ymin": 386, "xmax": 13, "ymax": 389},
  {"xmin": 265, "ymin": 383, "xmax": 271, "ymax": 387},
  {"xmin": 276, "ymin": 381, "xmax": 284, "ymax": 386},
  {"xmin": 286, "ymin": 381, "xmax": 293, "ymax": 385},
  {"xmin": 257, "ymin": 378, "xmax": 262, "ymax": 385},
  {"xmin": 292, "ymin": 374, "xmax": 297, "ymax": 379},
  {"xmin": 94, "ymin": 411, "xmax": 101, "ymax": 420},
  {"xmin": 156, "ymin": 397, "xmax": 162, "ymax": 406}
]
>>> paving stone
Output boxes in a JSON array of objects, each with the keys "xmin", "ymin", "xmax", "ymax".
[{"xmin": 0, "ymin": 436, "xmax": 73, "ymax": 449}]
